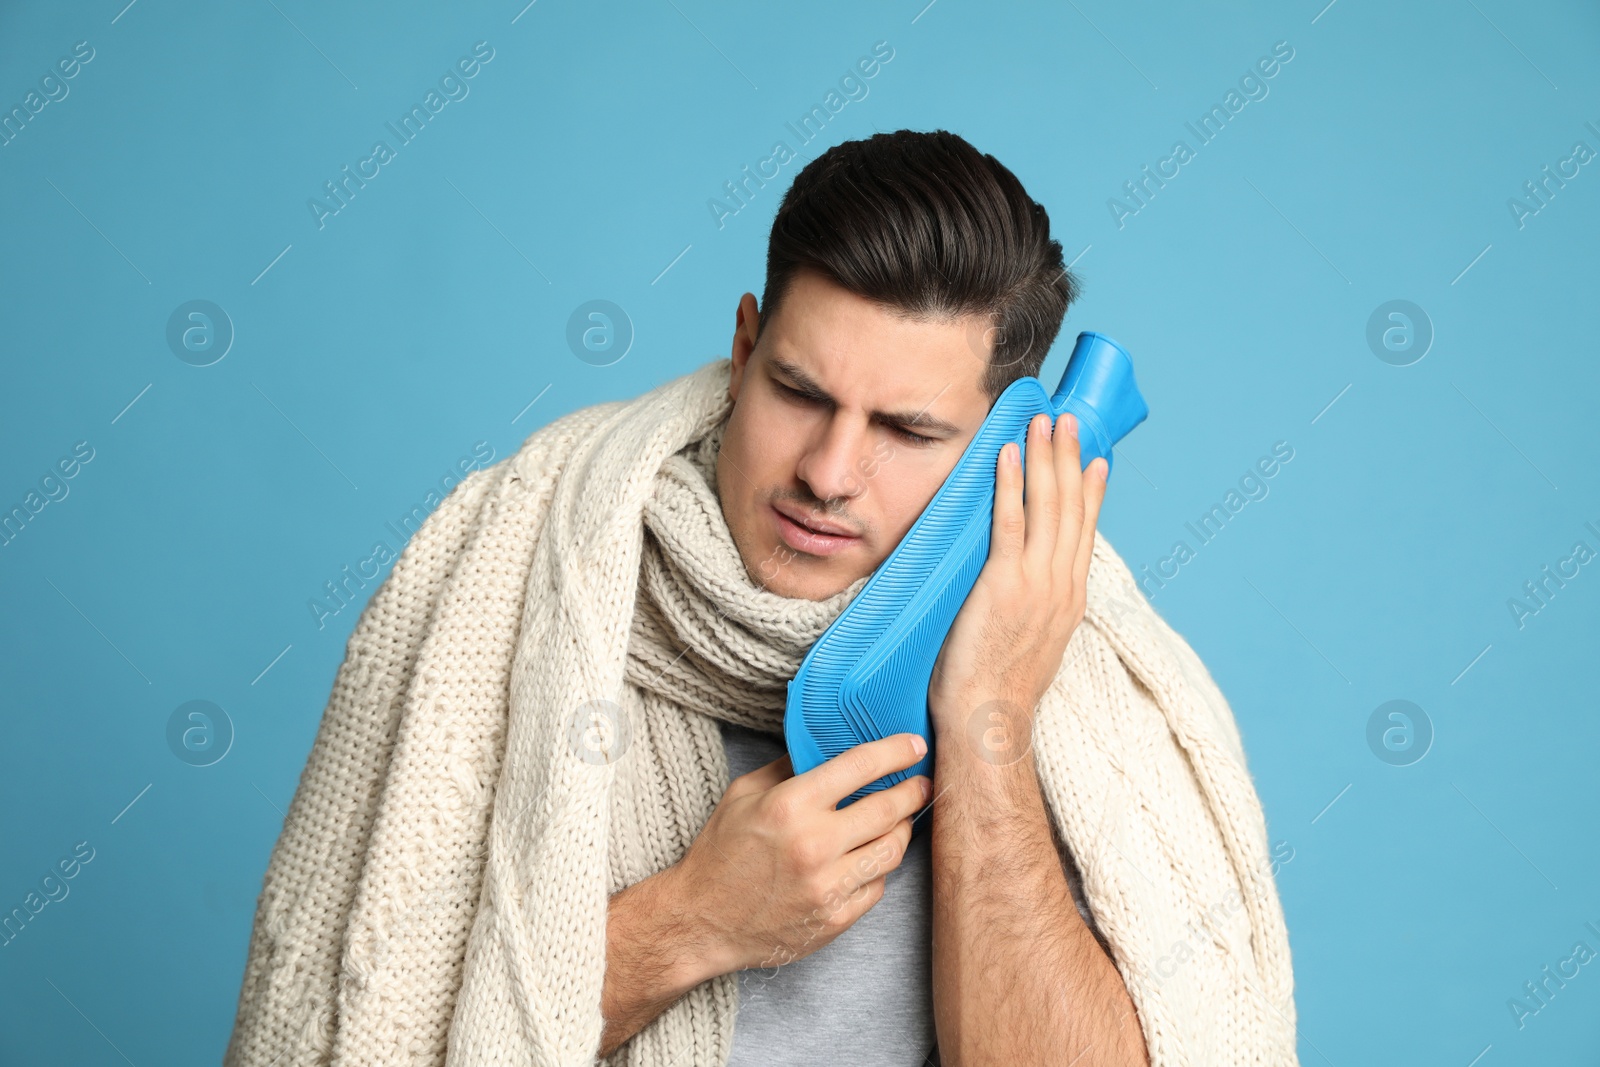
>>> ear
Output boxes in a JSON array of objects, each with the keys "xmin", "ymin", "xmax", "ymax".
[{"xmin": 729, "ymin": 293, "xmax": 760, "ymax": 402}]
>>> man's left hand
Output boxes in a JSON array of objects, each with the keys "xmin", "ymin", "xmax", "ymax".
[{"xmin": 928, "ymin": 409, "xmax": 1108, "ymax": 740}]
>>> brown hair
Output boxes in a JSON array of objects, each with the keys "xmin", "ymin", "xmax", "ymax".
[{"xmin": 759, "ymin": 129, "xmax": 1080, "ymax": 403}]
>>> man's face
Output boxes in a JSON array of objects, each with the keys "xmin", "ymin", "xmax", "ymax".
[{"xmin": 717, "ymin": 268, "xmax": 997, "ymax": 601}]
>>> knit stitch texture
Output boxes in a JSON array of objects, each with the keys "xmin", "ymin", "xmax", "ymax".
[{"xmin": 223, "ymin": 357, "xmax": 1299, "ymax": 1067}]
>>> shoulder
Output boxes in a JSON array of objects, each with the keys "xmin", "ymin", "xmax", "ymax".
[{"xmin": 501, "ymin": 357, "xmax": 733, "ymax": 488}]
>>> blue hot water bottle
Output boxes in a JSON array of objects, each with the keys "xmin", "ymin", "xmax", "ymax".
[{"xmin": 782, "ymin": 331, "xmax": 1150, "ymax": 808}]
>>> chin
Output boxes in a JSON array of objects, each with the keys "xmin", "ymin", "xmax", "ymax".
[
  {"xmin": 750, "ymin": 545, "xmax": 865, "ymax": 602},
  {"xmin": 763, "ymin": 572, "xmax": 851, "ymax": 602}
]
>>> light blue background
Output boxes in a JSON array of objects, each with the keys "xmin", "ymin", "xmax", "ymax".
[{"xmin": 2, "ymin": 0, "xmax": 1596, "ymax": 1063}]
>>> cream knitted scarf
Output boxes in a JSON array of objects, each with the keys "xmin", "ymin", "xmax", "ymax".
[{"xmin": 224, "ymin": 357, "xmax": 1299, "ymax": 1067}]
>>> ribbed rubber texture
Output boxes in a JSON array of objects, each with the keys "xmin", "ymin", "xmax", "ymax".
[{"xmin": 784, "ymin": 331, "xmax": 1149, "ymax": 808}]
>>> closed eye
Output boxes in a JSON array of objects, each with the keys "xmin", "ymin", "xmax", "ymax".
[
  {"xmin": 889, "ymin": 425, "xmax": 938, "ymax": 447},
  {"xmin": 771, "ymin": 380, "xmax": 939, "ymax": 447}
]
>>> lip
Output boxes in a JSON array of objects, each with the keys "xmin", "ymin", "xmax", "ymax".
[{"xmin": 771, "ymin": 503, "xmax": 861, "ymax": 556}]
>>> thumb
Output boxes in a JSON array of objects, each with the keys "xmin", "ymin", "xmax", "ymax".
[{"xmin": 731, "ymin": 752, "xmax": 794, "ymax": 795}]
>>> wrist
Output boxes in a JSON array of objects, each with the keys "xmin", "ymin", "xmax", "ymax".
[
  {"xmin": 929, "ymin": 685, "xmax": 1036, "ymax": 752},
  {"xmin": 611, "ymin": 863, "xmax": 722, "ymax": 998},
  {"xmin": 649, "ymin": 860, "xmax": 736, "ymax": 988}
]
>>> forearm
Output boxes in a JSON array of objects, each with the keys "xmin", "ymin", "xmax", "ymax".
[
  {"xmin": 929, "ymin": 731, "xmax": 1149, "ymax": 1067},
  {"xmin": 599, "ymin": 865, "xmax": 717, "ymax": 1058}
]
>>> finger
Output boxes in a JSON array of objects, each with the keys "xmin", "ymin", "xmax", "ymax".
[
  {"xmin": 1073, "ymin": 456, "xmax": 1109, "ymax": 593},
  {"xmin": 1024, "ymin": 413, "xmax": 1060, "ymax": 572},
  {"xmin": 830, "ymin": 773, "xmax": 930, "ymax": 851},
  {"xmin": 728, "ymin": 752, "xmax": 793, "ymax": 797},
  {"xmin": 990, "ymin": 436, "xmax": 1025, "ymax": 563},
  {"xmin": 1051, "ymin": 411, "xmax": 1087, "ymax": 579},
  {"xmin": 790, "ymin": 732, "xmax": 927, "ymax": 811},
  {"xmin": 826, "ymin": 873, "xmax": 889, "ymax": 931},
  {"xmin": 835, "ymin": 817, "xmax": 914, "ymax": 894}
]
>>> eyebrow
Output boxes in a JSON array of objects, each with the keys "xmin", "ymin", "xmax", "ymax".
[{"xmin": 766, "ymin": 354, "xmax": 962, "ymax": 437}]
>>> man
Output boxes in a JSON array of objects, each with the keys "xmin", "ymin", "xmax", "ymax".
[
  {"xmin": 600, "ymin": 237, "xmax": 1138, "ymax": 1065},
  {"xmin": 225, "ymin": 130, "xmax": 1297, "ymax": 1067}
]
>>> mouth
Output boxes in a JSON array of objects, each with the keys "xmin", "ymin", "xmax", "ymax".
[{"xmin": 771, "ymin": 502, "xmax": 862, "ymax": 557}]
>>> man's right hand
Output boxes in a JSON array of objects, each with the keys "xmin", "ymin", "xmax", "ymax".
[
  {"xmin": 599, "ymin": 731, "xmax": 931, "ymax": 1056},
  {"xmin": 672, "ymin": 730, "xmax": 932, "ymax": 973}
]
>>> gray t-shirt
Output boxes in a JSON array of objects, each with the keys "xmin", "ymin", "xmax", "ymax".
[{"xmin": 718, "ymin": 720, "xmax": 1104, "ymax": 1066}]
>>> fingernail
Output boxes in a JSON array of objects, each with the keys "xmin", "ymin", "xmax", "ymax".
[
  {"xmin": 1065, "ymin": 413, "xmax": 1079, "ymax": 439},
  {"xmin": 910, "ymin": 733, "xmax": 928, "ymax": 758},
  {"xmin": 919, "ymin": 777, "xmax": 933, "ymax": 802}
]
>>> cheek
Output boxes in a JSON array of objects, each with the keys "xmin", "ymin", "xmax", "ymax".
[
  {"xmin": 726, "ymin": 406, "xmax": 784, "ymax": 484},
  {"xmin": 720, "ymin": 406, "xmax": 782, "ymax": 526},
  {"xmin": 742, "ymin": 391, "xmax": 824, "ymax": 477},
  {"xmin": 872, "ymin": 461, "xmax": 946, "ymax": 544}
]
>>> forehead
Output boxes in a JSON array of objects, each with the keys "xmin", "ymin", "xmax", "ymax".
[{"xmin": 763, "ymin": 270, "xmax": 990, "ymax": 410}]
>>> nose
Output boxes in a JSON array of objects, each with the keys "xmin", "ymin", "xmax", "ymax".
[{"xmin": 793, "ymin": 416, "xmax": 871, "ymax": 512}]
